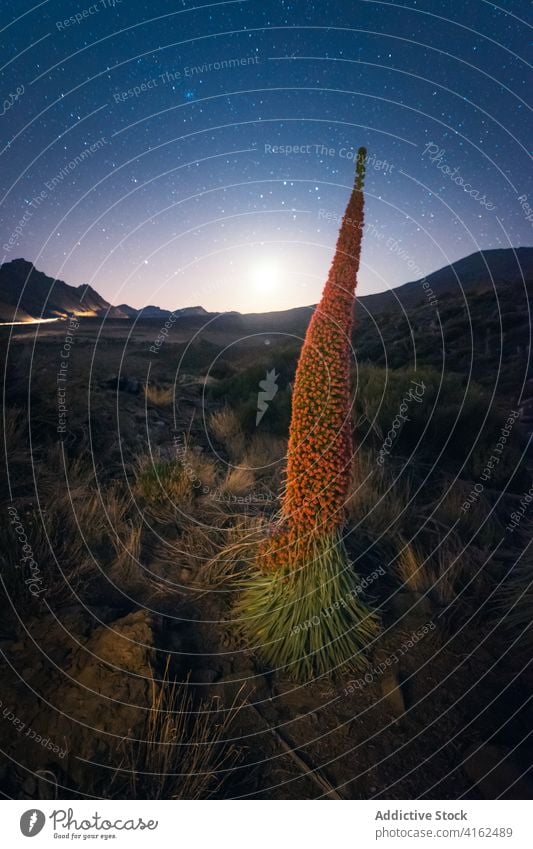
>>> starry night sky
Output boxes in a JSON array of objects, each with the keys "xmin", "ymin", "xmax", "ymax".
[{"xmin": 1, "ymin": 0, "xmax": 531, "ymax": 313}]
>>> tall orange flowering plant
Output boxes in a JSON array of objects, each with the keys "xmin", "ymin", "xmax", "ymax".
[{"xmin": 235, "ymin": 148, "xmax": 380, "ymax": 680}]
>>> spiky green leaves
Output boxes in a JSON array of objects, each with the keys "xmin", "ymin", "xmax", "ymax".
[{"xmin": 234, "ymin": 533, "xmax": 380, "ymax": 681}]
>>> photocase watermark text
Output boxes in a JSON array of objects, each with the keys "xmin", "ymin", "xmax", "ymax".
[
  {"xmin": 0, "ymin": 84, "xmax": 24, "ymax": 117},
  {"xmin": 6, "ymin": 505, "xmax": 46, "ymax": 597},
  {"xmin": 422, "ymin": 143, "xmax": 495, "ymax": 210},
  {"xmin": 377, "ymin": 380, "xmax": 426, "ymax": 465}
]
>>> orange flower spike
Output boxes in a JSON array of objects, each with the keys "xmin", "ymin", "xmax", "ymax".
[{"xmin": 282, "ymin": 148, "xmax": 367, "ymax": 537}]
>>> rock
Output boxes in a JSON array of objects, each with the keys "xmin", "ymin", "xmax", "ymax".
[
  {"xmin": 165, "ymin": 629, "xmax": 183, "ymax": 653},
  {"xmin": 105, "ymin": 375, "xmax": 143, "ymax": 394},
  {"xmin": 21, "ymin": 776, "xmax": 36, "ymax": 797},
  {"xmin": 381, "ymin": 671, "xmax": 406, "ymax": 718},
  {"xmin": 463, "ymin": 744, "xmax": 533, "ymax": 799},
  {"xmin": 194, "ymin": 668, "xmax": 220, "ymax": 685},
  {"xmin": 389, "ymin": 591, "xmax": 433, "ymax": 630},
  {"xmin": 36, "ymin": 768, "xmax": 59, "ymax": 799},
  {"xmin": 211, "ymin": 672, "xmax": 258, "ymax": 705},
  {"xmin": 26, "ymin": 610, "xmax": 156, "ymax": 790}
]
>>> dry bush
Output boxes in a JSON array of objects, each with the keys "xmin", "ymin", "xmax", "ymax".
[
  {"xmin": 241, "ymin": 433, "xmax": 286, "ymax": 496},
  {"xmin": 432, "ymin": 481, "xmax": 505, "ymax": 549},
  {"xmin": 0, "ymin": 497, "xmax": 95, "ymax": 613},
  {"xmin": 35, "ymin": 442, "xmax": 95, "ymax": 500},
  {"xmin": 144, "ymin": 383, "xmax": 174, "ymax": 407},
  {"xmin": 1, "ymin": 407, "xmax": 30, "ymax": 498},
  {"xmin": 345, "ymin": 451, "xmax": 414, "ymax": 573},
  {"xmin": 241, "ymin": 432, "xmax": 286, "ymax": 472},
  {"xmin": 133, "ymin": 454, "xmax": 194, "ymax": 524},
  {"xmin": 209, "ymin": 408, "xmax": 245, "ymax": 461},
  {"xmin": 198, "ymin": 514, "xmax": 267, "ymax": 591},
  {"xmin": 395, "ymin": 543, "xmax": 427, "ymax": 593},
  {"xmin": 107, "ymin": 520, "xmax": 144, "ymax": 596},
  {"xmin": 114, "ymin": 666, "xmax": 241, "ymax": 799},
  {"xmin": 347, "ymin": 451, "xmax": 413, "ymax": 536},
  {"xmin": 68, "ymin": 484, "xmax": 157, "ymax": 601},
  {"xmin": 396, "ymin": 542, "xmax": 464, "ymax": 605},
  {"xmin": 183, "ymin": 447, "xmax": 217, "ymax": 492},
  {"xmin": 493, "ymin": 559, "xmax": 533, "ymax": 652},
  {"xmin": 221, "ymin": 467, "xmax": 255, "ymax": 497},
  {"xmin": 142, "ymin": 523, "xmax": 226, "ymax": 592}
]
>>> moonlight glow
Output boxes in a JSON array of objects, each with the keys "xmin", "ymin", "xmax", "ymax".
[{"xmin": 251, "ymin": 260, "xmax": 282, "ymax": 293}]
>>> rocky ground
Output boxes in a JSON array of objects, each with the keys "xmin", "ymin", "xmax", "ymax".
[{"xmin": 1, "ymin": 319, "xmax": 532, "ymax": 800}]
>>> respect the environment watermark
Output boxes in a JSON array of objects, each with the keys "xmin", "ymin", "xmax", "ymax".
[
  {"xmin": 149, "ymin": 312, "xmax": 178, "ymax": 354},
  {"xmin": 113, "ymin": 56, "xmax": 261, "ymax": 103},
  {"xmin": 318, "ymin": 211, "xmax": 438, "ymax": 309},
  {"xmin": 517, "ymin": 194, "xmax": 533, "ymax": 229},
  {"xmin": 3, "ymin": 137, "xmax": 108, "ymax": 253}
]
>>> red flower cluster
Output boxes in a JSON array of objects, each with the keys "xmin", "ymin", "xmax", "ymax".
[{"xmin": 262, "ymin": 148, "xmax": 367, "ymax": 567}]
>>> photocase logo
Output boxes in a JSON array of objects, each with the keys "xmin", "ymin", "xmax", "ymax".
[
  {"xmin": 256, "ymin": 368, "xmax": 279, "ymax": 425},
  {"xmin": 20, "ymin": 809, "xmax": 46, "ymax": 837}
]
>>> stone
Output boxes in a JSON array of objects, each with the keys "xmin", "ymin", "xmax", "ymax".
[
  {"xmin": 463, "ymin": 744, "xmax": 533, "ymax": 799},
  {"xmin": 389, "ymin": 591, "xmax": 433, "ymax": 624},
  {"xmin": 23, "ymin": 610, "xmax": 156, "ymax": 791},
  {"xmin": 381, "ymin": 671, "xmax": 406, "ymax": 718},
  {"xmin": 21, "ymin": 776, "xmax": 37, "ymax": 797},
  {"xmin": 105, "ymin": 375, "xmax": 143, "ymax": 395},
  {"xmin": 194, "ymin": 668, "xmax": 220, "ymax": 685}
]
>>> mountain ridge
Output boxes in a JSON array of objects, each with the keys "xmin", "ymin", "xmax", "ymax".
[{"xmin": 1, "ymin": 247, "xmax": 532, "ymax": 324}]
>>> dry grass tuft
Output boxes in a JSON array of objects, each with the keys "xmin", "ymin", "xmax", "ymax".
[
  {"xmin": 221, "ymin": 467, "xmax": 255, "ymax": 497},
  {"xmin": 198, "ymin": 514, "xmax": 267, "ymax": 591},
  {"xmin": 346, "ymin": 451, "xmax": 412, "ymax": 539},
  {"xmin": 209, "ymin": 408, "xmax": 245, "ymax": 461},
  {"xmin": 133, "ymin": 455, "xmax": 193, "ymax": 524},
  {"xmin": 395, "ymin": 543, "xmax": 427, "ymax": 593},
  {"xmin": 114, "ymin": 665, "xmax": 241, "ymax": 799},
  {"xmin": 395, "ymin": 541, "xmax": 466, "ymax": 607},
  {"xmin": 184, "ymin": 447, "xmax": 217, "ymax": 491},
  {"xmin": 144, "ymin": 383, "xmax": 174, "ymax": 407},
  {"xmin": 493, "ymin": 559, "xmax": 533, "ymax": 652}
]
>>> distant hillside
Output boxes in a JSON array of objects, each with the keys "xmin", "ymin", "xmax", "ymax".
[
  {"xmin": 0, "ymin": 259, "xmax": 128, "ymax": 322},
  {"xmin": 116, "ymin": 303, "xmax": 209, "ymax": 319},
  {"xmin": 0, "ymin": 258, "xmax": 211, "ymax": 323},
  {"xmin": 1, "ymin": 247, "xmax": 531, "ymax": 324},
  {"xmin": 359, "ymin": 247, "xmax": 533, "ymax": 314}
]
